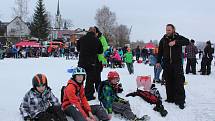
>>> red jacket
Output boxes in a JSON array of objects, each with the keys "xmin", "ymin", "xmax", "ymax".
[{"xmin": 62, "ymin": 79, "xmax": 92, "ymax": 118}]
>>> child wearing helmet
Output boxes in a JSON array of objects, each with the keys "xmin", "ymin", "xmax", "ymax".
[
  {"xmin": 62, "ymin": 67, "xmax": 96, "ymax": 121},
  {"xmin": 19, "ymin": 74, "xmax": 68, "ymax": 121},
  {"xmin": 98, "ymin": 71, "xmax": 150, "ymax": 121}
]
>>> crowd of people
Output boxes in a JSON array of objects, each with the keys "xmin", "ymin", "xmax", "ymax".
[{"xmin": 0, "ymin": 44, "xmax": 79, "ymax": 60}]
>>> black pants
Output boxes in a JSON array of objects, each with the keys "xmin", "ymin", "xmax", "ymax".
[
  {"xmin": 201, "ymin": 58, "xmax": 212, "ymax": 75},
  {"xmin": 64, "ymin": 105, "xmax": 87, "ymax": 121},
  {"xmin": 163, "ymin": 63, "xmax": 186, "ymax": 104},
  {"xmin": 136, "ymin": 55, "xmax": 140, "ymax": 61},
  {"xmin": 186, "ymin": 58, "xmax": 197, "ymax": 74},
  {"xmin": 126, "ymin": 63, "xmax": 134, "ymax": 74},
  {"xmin": 79, "ymin": 64, "xmax": 97, "ymax": 98},
  {"xmin": 34, "ymin": 106, "xmax": 68, "ymax": 121},
  {"xmin": 95, "ymin": 62, "xmax": 103, "ymax": 92}
]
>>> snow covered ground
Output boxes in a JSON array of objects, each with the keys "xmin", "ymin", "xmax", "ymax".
[{"xmin": 0, "ymin": 57, "xmax": 215, "ymax": 121}]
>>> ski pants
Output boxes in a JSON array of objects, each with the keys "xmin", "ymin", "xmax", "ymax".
[
  {"xmin": 79, "ymin": 64, "xmax": 97, "ymax": 99},
  {"xmin": 91, "ymin": 105, "xmax": 109, "ymax": 121},
  {"xmin": 201, "ymin": 57, "xmax": 212, "ymax": 75},
  {"xmin": 163, "ymin": 63, "xmax": 186, "ymax": 104},
  {"xmin": 95, "ymin": 62, "xmax": 103, "ymax": 92},
  {"xmin": 64, "ymin": 105, "xmax": 87, "ymax": 121},
  {"xmin": 33, "ymin": 106, "xmax": 68, "ymax": 121},
  {"xmin": 112, "ymin": 101, "xmax": 136, "ymax": 120}
]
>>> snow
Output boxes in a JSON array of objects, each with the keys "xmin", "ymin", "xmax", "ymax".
[{"xmin": 0, "ymin": 58, "xmax": 215, "ymax": 121}]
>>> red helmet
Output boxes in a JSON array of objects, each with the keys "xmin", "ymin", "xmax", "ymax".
[{"xmin": 107, "ymin": 71, "xmax": 120, "ymax": 80}]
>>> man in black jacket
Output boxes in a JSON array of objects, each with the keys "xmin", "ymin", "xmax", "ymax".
[
  {"xmin": 156, "ymin": 24, "xmax": 189, "ymax": 109},
  {"xmin": 201, "ymin": 41, "xmax": 214, "ymax": 75},
  {"xmin": 77, "ymin": 27, "xmax": 103, "ymax": 101}
]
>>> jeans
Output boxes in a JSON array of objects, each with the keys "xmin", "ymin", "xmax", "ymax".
[{"xmin": 154, "ymin": 66, "xmax": 162, "ymax": 81}]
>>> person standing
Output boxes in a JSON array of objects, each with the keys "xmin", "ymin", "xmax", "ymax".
[
  {"xmin": 94, "ymin": 26, "xmax": 109, "ymax": 92},
  {"xmin": 77, "ymin": 27, "xmax": 103, "ymax": 101},
  {"xmin": 124, "ymin": 48, "xmax": 134, "ymax": 74},
  {"xmin": 156, "ymin": 24, "xmax": 189, "ymax": 109},
  {"xmin": 201, "ymin": 41, "xmax": 214, "ymax": 75},
  {"xmin": 135, "ymin": 46, "xmax": 141, "ymax": 61},
  {"xmin": 185, "ymin": 39, "xmax": 198, "ymax": 74}
]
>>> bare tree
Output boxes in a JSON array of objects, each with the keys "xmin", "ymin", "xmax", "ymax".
[
  {"xmin": 113, "ymin": 24, "xmax": 130, "ymax": 47},
  {"xmin": 95, "ymin": 6, "xmax": 117, "ymax": 43},
  {"xmin": 12, "ymin": 0, "xmax": 28, "ymax": 21},
  {"xmin": 62, "ymin": 18, "xmax": 74, "ymax": 29}
]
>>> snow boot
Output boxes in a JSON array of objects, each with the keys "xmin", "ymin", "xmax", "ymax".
[
  {"xmin": 132, "ymin": 115, "xmax": 150, "ymax": 121},
  {"xmin": 153, "ymin": 105, "xmax": 168, "ymax": 117}
]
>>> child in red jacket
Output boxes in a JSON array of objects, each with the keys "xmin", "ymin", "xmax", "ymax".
[{"xmin": 62, "ymin": 67, "xmax": 96, "ymax": 121}]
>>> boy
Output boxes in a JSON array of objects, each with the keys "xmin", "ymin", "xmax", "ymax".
[
  {"xmin": 20, "ymin": 74, "xmax": 67, "ymax": 121},
  {"xmin": 62, "ymin": 67, "xmax": 96, "ymax": 121},
  {"xmin": 99, "ymin": 71, "xmax": 150, "ymax": 121},
  {"xmin": 124, "ymin": 48, "xmax": 134, "ymax": 74}
]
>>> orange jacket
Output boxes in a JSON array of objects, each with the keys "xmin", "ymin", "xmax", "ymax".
[{"xmin": 62, "ymin": 79, "xmax": 92, "ymax": 118}]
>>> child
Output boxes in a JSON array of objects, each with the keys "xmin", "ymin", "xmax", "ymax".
[
  {"xmin": 110, "ymin": 49, "xmax": 122, "ymax": 68},
  {"xmin": 62, "ymin": 67, "xmax": 96, "ymax": 121},
  {"xmin": 99, "ymin": 71, "xmax": 150, "ymax": 121},
  {"xmin": 149, "ymin": 52, "xmax": 162, "ymax": 83},
  {"xmin": 124, "ymin": 47, "xmax": 134, "ymax": 74},
  {"xmin": 19, "ymin": 74, "xmax": 67, "ymax": 121}
]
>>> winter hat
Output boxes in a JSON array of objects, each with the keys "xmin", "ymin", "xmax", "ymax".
[
  {"xmin": 190, "ymin": 39, "xmax": 195, "ymax": 43},
  {"xmin": 206, "ymin": 41, "xmax": 211, "ymax": 45},
  {"xmin": 32, "ymin": 74, "xmax": 48, "ymax": 88}
]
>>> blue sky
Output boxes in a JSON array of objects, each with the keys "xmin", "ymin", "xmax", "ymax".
[{"xmin": 0, "ymin": 0, "xmax": 214, "ymax": 42}]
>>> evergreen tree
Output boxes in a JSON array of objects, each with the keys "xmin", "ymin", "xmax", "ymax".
[{"xmin": 30, "ymin": 0, "xmax": 50, "ymax": 41}]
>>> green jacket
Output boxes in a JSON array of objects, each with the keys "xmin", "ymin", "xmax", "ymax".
[
  {"xmin": 124, "ymin": 52, "xmax": 133, "ymax": 63},
  {"xmin": 100, "ymin": 80, "xmax": 125, "ymax": 114},
  {"xmin": 98, "ymin": 35, "xmax": 108, "ymax": 64}
]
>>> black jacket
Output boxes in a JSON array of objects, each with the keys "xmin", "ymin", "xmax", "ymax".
[
  {"xmin": 203, "ymin": 45, "xmax": 214, "ymax": 60},
  {"xmin": 157, "ymin": 33, "xmax": 189, "ymax": 64},
  {"xmin": 77, "ymin": 32, "xmax": 103, "ymax": 67}
]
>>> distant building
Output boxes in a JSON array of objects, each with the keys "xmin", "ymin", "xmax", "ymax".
[
  {"xmin": 6, "ymin": 16, "xmax": 30, "ymax": 37},
  {"xmin": 0, "ymin": 16, "xmax": 30, "ymax": 45},
  {"xmin": 55, "ymin": 0, "xmax": 62, "ymax": 29}
]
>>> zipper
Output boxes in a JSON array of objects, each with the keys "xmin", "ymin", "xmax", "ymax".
[{"xmin": 170, "ymin": 46, "xmax": 172, "ymax": 64}]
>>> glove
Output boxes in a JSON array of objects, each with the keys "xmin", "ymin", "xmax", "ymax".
[{"xmin": 24, "ymin": 116, "xmax": 31, "ymax": 121}]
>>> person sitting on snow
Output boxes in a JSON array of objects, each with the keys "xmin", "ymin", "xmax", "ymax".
[
  {"xmin": 19, "ymin": 74, "xmax": 68, "ymax": 121},
  {"xmin": 98, "ymin": 71, "xmax": 150, "ymax": 121},
  {"xmin": 110, "ymin": 49, "xmax": 123, "ymax": 68},
  {"xmin": 61, "ymin": 67, "xmax": 96, "ymax": 121}
]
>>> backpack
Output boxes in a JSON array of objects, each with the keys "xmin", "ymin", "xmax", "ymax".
[
  {"xmin": 98, "ymin": 80, "xmax": 108, "ymax": 102},
  {"xmin": 60, "ymin": 83, "xmax": 80, "ymax": 103}
]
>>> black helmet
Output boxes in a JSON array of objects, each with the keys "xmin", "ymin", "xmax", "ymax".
[{"xmin": 32, "ymin": 74, "xmax": 48, "ymax": 88}]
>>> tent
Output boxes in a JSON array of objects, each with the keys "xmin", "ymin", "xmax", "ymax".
[
  {"xmin": 145, "ymin": 43, "xmax": 156, "ymax": 49},
  {"xmin": 16, "ymin": 41, "xmax": 41, "ymax": 48}
]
